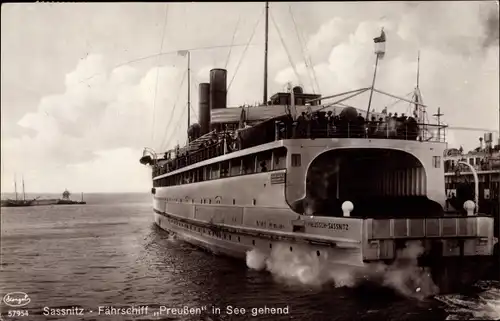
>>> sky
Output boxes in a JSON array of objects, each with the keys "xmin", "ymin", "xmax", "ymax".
[{"xmin": 1, "ymin": 1, "xmax": 499, "ymax": 193}]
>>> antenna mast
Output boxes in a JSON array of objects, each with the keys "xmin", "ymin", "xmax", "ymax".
[
  {"xmin": 433, "ymin": 107, "xmax": 444, "ymax": 140},
  {"xmin": 263, "ymin": 1, "xmax": 269, "ymax": 105},
  {"xmin": 416, "ymin": 50, "xmax": 420, "ymax": 88},
  {"xmin": 14, "ymin": 174, "xmax": 18, "ymax": 201},
  {"xmin": 187, "ymin": 50, "xmax": 191, "ymax": 131},
  {"xmin": 22, "ymin": 176, "xmax": 25, "ymax": 201}
]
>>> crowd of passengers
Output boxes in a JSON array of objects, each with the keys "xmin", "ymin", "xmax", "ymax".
[
  {"xmin": 153, "ymin": 109, "xmax": 421, "ymax": 177},
  {"xmin": 277, "ymin": 109, "xmax": 419, "ymax": 140}
]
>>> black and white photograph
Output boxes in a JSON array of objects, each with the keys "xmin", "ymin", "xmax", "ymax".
[{"xmin": 1, "ymin": 1, "xmax": 499, "ymax": 320}]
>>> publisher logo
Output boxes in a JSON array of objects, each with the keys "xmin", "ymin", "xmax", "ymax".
[{"xmin": 3, "ymin": 292, "xmax": 31, "ymax": 307}]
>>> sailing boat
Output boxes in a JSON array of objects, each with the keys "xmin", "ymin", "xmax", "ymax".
[{"xmin": 1, "ymin": 176, "xmax": 36, "ymax": 207}]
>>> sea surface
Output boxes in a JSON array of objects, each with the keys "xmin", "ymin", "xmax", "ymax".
[{"xmin": 1, "ymin": 193, "xmax": 499, "ymax": 321}]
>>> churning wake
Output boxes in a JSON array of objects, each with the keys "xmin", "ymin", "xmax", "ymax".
[
  {"xmin": 435, "ymin": 280, "xmax": 500, "ymax": 320},
  {"xmin": 246, "ymin": 240, "xmax": 438, "ymax": 300}
]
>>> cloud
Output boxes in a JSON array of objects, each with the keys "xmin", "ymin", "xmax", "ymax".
[
  {"xmin": 274, "ymin": 2, "xmax": 499, "ymax": 151},
  {"xmin": 1, "ymin": 2, "xmax": 498, "ymax": 193},
  {"xmin": 2, "ymin": 53, "xmax": 187, "ymax": 192}
]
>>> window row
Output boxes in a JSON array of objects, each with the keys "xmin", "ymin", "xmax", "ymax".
[{"xmin": 153, "ymin": 147, "xmax": 287, "ymax": 187}]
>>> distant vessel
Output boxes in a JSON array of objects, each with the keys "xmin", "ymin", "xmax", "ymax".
[
  {"xmin": 443, "ymin": 133, "xmax": 500, "ymax": 241},
  {"xmin": 141, "ymin": 2, "xmax": 497, "ymax": 293},
  {"xmin": 0, "ymin": 180, "xmax": 86, "ymax": 207},
  {"xmin": 0, "ymin": 176, "xmax": 37, "ymax": 207}
]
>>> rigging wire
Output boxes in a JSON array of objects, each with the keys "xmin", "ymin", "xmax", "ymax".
[
  {"xmin": 150, "ymin": 4, "xmax": 170, "ymax": 146},
  {"xmin": 227, "ymin": 8, "xmax": 265, "ymax": 92},
  {"xmin": 159, "ymin": 69, "xmax": 188, "ymax": 151},
  {"xmin": 78, "ymin": 43, "xmax": 258, "ymax": 85},
  {"xmin": 270, "ymin": 10, "xmax": 302, "ymax": 87},
  {"xmin": 288, "ymin": 5, "xmax": 316, "ymax": 94},
  {"xmin": 163, "ymin": 103, "xmax": 188, "ymax": 151},
  {"xmin": 294, "ymin": 13, "xmax": 321, "ymax": 93},
  {"xmin": 225, "ymin": 15, "xmax": 242, "ymax": 69}
]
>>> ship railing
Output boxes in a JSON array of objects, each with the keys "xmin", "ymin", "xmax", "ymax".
[
  {"xmin": 152, "ymin": 122, "xmax": 446, "ymax": 178},
  {"xmin": 444, "ymin": 163, "xmax": 499, "ymax": 174},
  {"xmin": 275, "ymin": 121, "xmax": 447, "ymax": 143},
  {"xmin": 153, "ymin": 142, "xmax": 226, "ymax": 177}
]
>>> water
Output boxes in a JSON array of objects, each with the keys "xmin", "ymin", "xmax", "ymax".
[{"xmin": 1, "ymin": 193, "xmax": 498, "ymax": 320}]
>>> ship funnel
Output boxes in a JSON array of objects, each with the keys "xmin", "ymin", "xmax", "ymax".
[
  {"xmin": 199, "ymin": 83, "xmax": 210, "ymax": 136},
  {"xmin": 209, "ymin": 69, "xmax": 227, "ymax": 110}
]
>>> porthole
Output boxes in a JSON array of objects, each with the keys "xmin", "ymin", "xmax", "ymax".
[
  {"xmin": 252, "ymin": 240, "xmax": 255, "ymax": 246},
  {"xmin": 238, "ymin": 236, "xmax": 241, "ymax": 242},
  {"xmin": 269, "ymin": 243, "xmax": 272, "ymax": 249},
  {"xmin": 290, "ymin": 246, "xmax": 293, "ymax": 252},
  {"xmin": 316, "ymin": 250, "xmax": 320, "ymax": 257}
]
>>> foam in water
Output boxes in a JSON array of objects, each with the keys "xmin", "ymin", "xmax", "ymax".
[
  {"xmin": 245, "ymin": 240, "xmax": 438, "ymax": 299},
  {"xmin": 435, "ymin": 281, "xmax": 500, "ymax": 320}
]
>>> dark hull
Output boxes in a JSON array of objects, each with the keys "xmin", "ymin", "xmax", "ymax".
[
  {"xmin": 1, "ymin": 200, "xmax": 86, "ymax": 207},
  {"xmin": 1, "ymin": 200, "xmax": 34, "ymax": 207}
]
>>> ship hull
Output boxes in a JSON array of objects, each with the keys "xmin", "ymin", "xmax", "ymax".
[
  {"xmin": 152, "ymin": 208, "xmax": 496, "ymax": 295},
  {"xmin": 148, "ymin": 138, "xmax": 497, "ymax": 294}
]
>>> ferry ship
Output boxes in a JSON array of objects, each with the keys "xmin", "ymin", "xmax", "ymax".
[
  {"xmin": 444, "ymin": 133, "xmax": 500, "ymax": 238},
  {"xmin": 140, "ymin": 3, "xmax": 497, "ymax": 293}
]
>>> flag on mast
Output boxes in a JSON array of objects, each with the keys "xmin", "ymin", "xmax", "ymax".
[
  {"xmin": 177, "ymin": 50, "xmax": 189, "ymax": 57},
  {"xmin": 373, "ymin": 28, "xmax": 386, "ymax": 59}
]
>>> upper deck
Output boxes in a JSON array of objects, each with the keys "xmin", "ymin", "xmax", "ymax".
[{"xmin": 147, "ymin": 115, "xmax": 446, "ymax": 179}]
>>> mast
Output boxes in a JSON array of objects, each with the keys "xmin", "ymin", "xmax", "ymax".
[
  {"xmin": 14, "ymin": 174, "xmax": 18, "ymax": 201},
  {"xmin": 263, "ymin": 1, "xmax": 269, "ymax": 105},
  {"xmin": 187, "ymin": 50, "xmax": 191, "ymax": 131},
  {"xmin": 177, "ymin": 50, "xmax": 191, "ymax": 139},
  {"xmin": 433, "ymin": 107, "xmax": 444, "ymax": 140},
  {"xmin": 416, "ymin": 50, "xmax": 420, "ymax": 88},
  {"xmin": 22, "ymin": 176, "xmax": 25, "ymax": 201},
  {"xmin": 366, "ymin": 27, "xmax": 385, "ymax": 119}
]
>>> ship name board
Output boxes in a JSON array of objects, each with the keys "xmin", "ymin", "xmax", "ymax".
[
  {"xmin": 270, "ymin": 172, "xmax": 286, "ymax": 184},
  {"xmin": 256, "ymin": 220, "xmax": 285, "ymax": 230},
  {"xmin": 307, "ymin": 221, "xmax": 349, "ymax": 231}
]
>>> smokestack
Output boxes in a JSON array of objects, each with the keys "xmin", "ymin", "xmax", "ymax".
[
  {"xmin": 198, "ymin": 83, "xmax": 210, "ymax": 136},
  {"xmin": 209, "ymin": 69, "xmax": 227, "ymax": 110}
]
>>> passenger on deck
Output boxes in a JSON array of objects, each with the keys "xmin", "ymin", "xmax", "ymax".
[
  {"xmin": 318, "ymin": 111, "xmax": 327, "ymax": 137},
  {"xmin": 310, "ymin": 112, "xmax": 319, "ymax": 139},
  {"xmin": 369, "ymin": 116, "xmax": 377, "ymax": 137},
  {"xmin": 305, "ymin": 112, "xmax": 313, "ymax": 138},
  {"xmin": 326, "ymin": 111, "xmax": 334, "ymax": 137},
  {"xmin": 260, "ymin": 161, "xmax": 268, "ymax": 172},
  {"xmin": 356, "ymin": 113, "xmax": 365, "ymax": 137},
  {"xmin": 296, "ymin": 112, "xmax": 307, "ymax": 138}
]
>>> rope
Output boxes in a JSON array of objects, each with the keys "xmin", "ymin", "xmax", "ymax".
[
  {"xmin": 163, "ymin": 103, "xmax": 188, "ymax": 151},
  {"xmin": 310, "ymin": 88, "xmax": 371, "ymax": 114},
  {"xmin": 289, "ymin": 5, "xmax": 316, "ymax": 93},
  {"xmin": 228, "ymin": 9, "xmax": 264, "ymax": 92},
  {"xmin": 78, "ymin": 43, "xmax": 259, "ymax": 85},
  {"xmin": 159, "ymin": 69, "xmax": 188, "ymax": 151},
  {"xmin": 150, "ymin": 4, "xmax": 170, "ymax": 145},
  {"xmin": 297, "ymin": 21, "xmax": 320, "ymax": 93},
  {"xmin": 270, "ymin": 10, "xmax": 302, "ymax": 87},
  {"xmin": 225, "ymin": 15, "xmax": 242, "ymax": 69}
]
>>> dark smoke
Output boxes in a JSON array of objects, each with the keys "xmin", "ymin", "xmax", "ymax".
[{"xmin": 482, "ymin": 6, "xmax": 499, "ymax": 48}]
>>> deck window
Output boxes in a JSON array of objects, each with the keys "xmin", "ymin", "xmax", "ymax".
[
  {"xmin": 292, "ymin": 153, "xmax": 301, "ymax": 167},
  {"xmin": 433, "ymin": 156, "xmax": 441, "ymax": 168}
]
